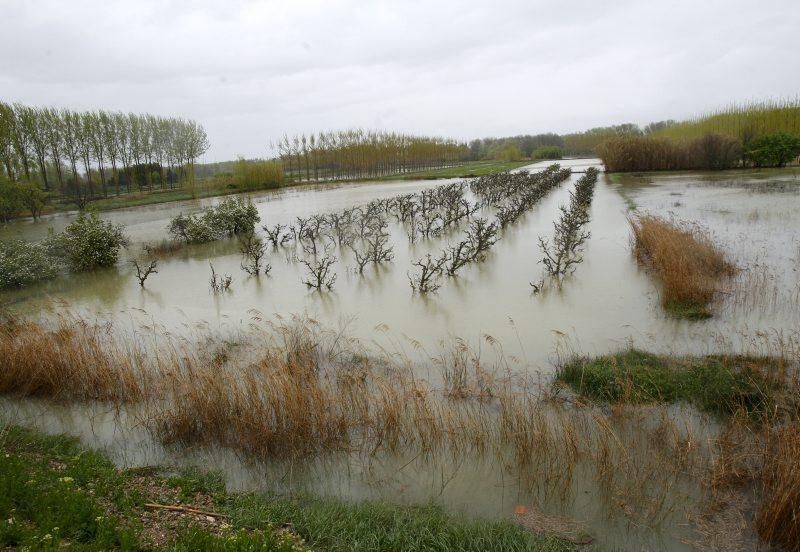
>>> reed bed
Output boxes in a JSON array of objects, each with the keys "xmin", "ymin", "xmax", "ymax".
[
  {"xmin": 756, "ymin": 424, "xmax": 800, "ymax": 549},
  {"xmin": 1, "ymin": 313, "xmax": 799, "ymax": 546},
  {"xmin": 597, "ymin": 134, "xmax": 741, "ymax": 172},
  {"xmin": 629, "ymin": 215, "xmax": 736, "ymax": 318},
  {"xmin": 0, "ymin": 315, "xmax": 146, "ymax": 401}
]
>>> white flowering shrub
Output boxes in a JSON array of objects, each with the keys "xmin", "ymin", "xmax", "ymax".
[
  {"xmin": 0, "ymin": 240, "xmax": 59, "ymax": 289},
  {"xmin": 168, "ymin": 197, "xmax": 259, "ymax": 243},
  {"xmin": 51, "ymin": 212, "xmax": 129, "ymax": 271}
]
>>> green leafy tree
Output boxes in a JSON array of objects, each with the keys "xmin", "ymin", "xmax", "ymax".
[{"xmin": 745, "ymin": 133, "xmax": 800, "ymax": 167}]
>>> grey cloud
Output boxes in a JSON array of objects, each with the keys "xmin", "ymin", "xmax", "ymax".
[{"xmin": 2, "ymin": 0, "xmax": 798, "ymax": 161}]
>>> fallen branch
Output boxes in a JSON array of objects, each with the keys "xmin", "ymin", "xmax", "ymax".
[{"xmin": 144, "ymin": 502, "xmax": 229, "ymax": 518}]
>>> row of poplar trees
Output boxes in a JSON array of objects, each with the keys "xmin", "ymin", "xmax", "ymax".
[
  {"xmin": 273, "ymin": 130, "xmax": 468, "ymax": 182},
  {"xmin": 0, "ymin": 101, "xmax": 210, "ymax": 204}
]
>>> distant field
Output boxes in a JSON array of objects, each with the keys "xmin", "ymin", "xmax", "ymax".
[{"xmin": 41, "ymin": 160, "xmax": 533, "ymax": 215}]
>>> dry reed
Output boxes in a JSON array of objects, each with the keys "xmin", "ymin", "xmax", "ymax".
[
  {"xmin": 629, "ymin": 216, "xmax": 736, "ymax": 317},
  {"xmin": 756, "ymin": 424, "xmax": 800, "ymax": 549}
]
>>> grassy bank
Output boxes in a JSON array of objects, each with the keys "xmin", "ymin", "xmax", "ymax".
[
  {"xmin": 0, "ymin": 425, "xmax": 571, "ymax": 551},
  {"xmin": 557, "ymin": 349, "xmax": 784, "ymax": 418},
  {"xmin": 378, "ymin": 160, "xmax": 533, "ymax": 180},
  {"xmin": 23, "ymin": 161, "xmax": 533, "ymax": 219}
]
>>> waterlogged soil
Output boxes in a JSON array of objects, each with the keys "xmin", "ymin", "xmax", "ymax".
[{"xmin": 2, "ymin": 160, "xmax": 798, "ymax": 551}]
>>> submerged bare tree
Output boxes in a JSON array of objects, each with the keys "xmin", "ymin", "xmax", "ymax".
[
  {"xmin": 131, "ymin": 257, "xmax": 158, "ymax": 287},
  {"xmin": 262, "ymin": 223, "xmax": 287, "ymax": 247},
  {"xmin": 534, "ymin": 168, "xmax": 598, "ymax": 290},
  {"xmin": 209, "ymin": 263, "xmax": 232, "ymax": 292},
  {"xmin": 409, "ymin": 253, "xmax": 448, "ymax": 293},
  {"xmin": 466, "ymin": 218, "xmax": 499, "ymax": 261},
  {"xmin": 445, "ymin": 239, "xmax": 473, "ymax": 276},
  {"xmin": 240, "ymin": 233, "xmax": 271, "ymax": 276},
  {"xmin": 301, "ymin": 255, "xmax": 337, "ymax": 290}
]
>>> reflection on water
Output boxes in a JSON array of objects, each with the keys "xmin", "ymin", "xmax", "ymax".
[
  {"xmin": 2, "ymin": 160, "xmax": 798, "ymax": 372},
  {"xmin": 1, "ymin": 396, "xmax": 728, "ymax": 552},
  {"xmin": 2, "ymin": 160, "xmax": 798, "ymax": 551}
]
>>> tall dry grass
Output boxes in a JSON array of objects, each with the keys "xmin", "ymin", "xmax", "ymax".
[
  {"xmin": 756, "ymin": 424, "xmax": 800, "ymax": 549},
  {"xmin": 0, "ymin": 316, "xmax": 145, "ymax": 401},
  {"xmin": 1, "ymin": 312, "xmax": 799, "ymax": 544},
  {"xmin": 629, "ymin": 216, "xmax": 736, "ymax": 317},
  {"xmin": 598, "ymin": 134, "xmax": 742, "ymax": 172}
]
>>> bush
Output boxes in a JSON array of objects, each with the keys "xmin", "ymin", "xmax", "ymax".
[
  {"xmin": 168, "ymin": 197, "xmax": 260, "ymax": 243},
  {"xmin": 53, "ymin": 212, "xmax": 129, "ymax": 271},
  {"xmin": 745, "ymin": 132, "xmax": 800, "ymax": 167},
  {"xmin": 0, "ymin": 240, "xmax": 59, "ymax": 289},
  {"xmin": 167, "ymin": 213, "xmax": 218, "ymax": 243},
  {"xmin": 532, "ymin": 146, "xmax": 563, "ymax": 160}
]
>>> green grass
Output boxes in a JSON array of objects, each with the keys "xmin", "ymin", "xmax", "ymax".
[
  {"xmin": 379, "ymin": 160, "xmax": 534, "ymax": 180},
  {"xmin": 30, "ymin": 161, "xmax": 533, "ymax": 218},
  {"xmin": 557, "ymin": 349, "xmax": 782, "ymax": 418},
  {"xmin": 0, "ymin": 425, "xmax": 571, "ymax": 551}
]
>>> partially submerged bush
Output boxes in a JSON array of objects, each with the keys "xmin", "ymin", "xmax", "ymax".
[
  {"xmin": 0, "ymin": 240, "xmax": 59, "ymax": 289},
  {"xmin": 169, "ymin": 197, "xmax": 260, "ymax": 243},
  {"xmin": 629, "ymin": 215, "xmax": 735, "ymax": 318},
  {"xmin": 51, "ymin": 212, "xmax": 128, "ymax": 271}
]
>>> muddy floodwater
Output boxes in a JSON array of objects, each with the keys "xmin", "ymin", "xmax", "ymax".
[
  {"xmin": 2, "ymin": 159, "xmax": 798, "ymax": 371},
  {"xmin": 2, "ymin": 160, "xmax": 799, "ymax": 550}
]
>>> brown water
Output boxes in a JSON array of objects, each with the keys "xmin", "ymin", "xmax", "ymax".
[
  {"xmin": 2, "ymin": 160, "xmax": 799, "ymax": 550},
  {"xmin": 2, "ymin": 160, "xmax": 798, "ymax": 371}
]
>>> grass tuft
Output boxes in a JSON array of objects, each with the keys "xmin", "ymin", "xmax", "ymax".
[
  {"xmin": 629, "ymin": 215, "xmax": 736, "ymax": 319},
  {"xmin": 557, "ymin": 349, "xmax": 782, "ymax": 418}
]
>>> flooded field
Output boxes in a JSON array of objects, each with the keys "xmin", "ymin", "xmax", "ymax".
[
  {"xmin": 2, "ymin": 160, "xmax": 798, "ymax": 370},
  {"xmin": 2, "ymin": 160, "xmax": 799, "ymax": 550}
]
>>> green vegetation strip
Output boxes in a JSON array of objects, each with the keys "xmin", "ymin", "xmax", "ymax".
[
  {"xmin": 0, "ymin": 426, "xmax": 572, "ymax": 551},
  {"xmin": 558, "ymin": 349, "xmax": 781, "ymax": 417}
]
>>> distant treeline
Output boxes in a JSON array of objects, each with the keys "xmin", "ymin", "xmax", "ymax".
[
  {"xmin": 0, "ymin": 101, "xmax": 210, "ymax": 206},
  {"xmin": 272, "ymin": 130, "xmax": 468, "ymax": 182},
  {"xmin": 598, "ymin": 100, "xmax": 800, "ymax": 172}
]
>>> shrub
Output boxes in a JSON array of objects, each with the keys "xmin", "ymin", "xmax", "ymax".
[
  {"xmin": 206, "ymin": 196, "xmax": 260, "ymax": 236},
  {"xmin": 532, "ymin": 146, "xmax": 563, "ymax": 160},
  {"xmin": 169, "ymin": 197, "xmax": 260, "ymax": 243},
  {"xmin": 0, "ymin": 240, "xmax": 59, "ymax": 289},
  {"xmin": 745, "ymin": 132, "xmax": 800, "ymax": 167},
  {"xmin": 53, "ymin": 212, "xmax": 129, "ymax": 271},
  {"xmin": 167, "ymin": 213, "xmax": 218, "ymax": 243}
]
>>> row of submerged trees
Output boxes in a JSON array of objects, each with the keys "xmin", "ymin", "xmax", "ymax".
[
  {"xmin": 0, "ymin": 101, "xmax": 210, "ymax": 207},
  {"xmin": 272, "ymin": 130, "xmax": 468, "ymax": 182}
]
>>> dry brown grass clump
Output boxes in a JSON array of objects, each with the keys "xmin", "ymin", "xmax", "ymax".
[
  {"xmin": 629, "ymin": 215, "xmax": 736, "ymax": 318},
  {"xmin": 0, "ymin": 316, "xmax": 144, "ymax": 401},
  {"xmin": 756, "ymin": 424, "xmax": 800, "ymax": 549}
]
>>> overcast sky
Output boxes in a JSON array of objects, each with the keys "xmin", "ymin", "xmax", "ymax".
[{"xmin": 1, "ymin": 0, "xmax": 798, "ymax": 162}]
